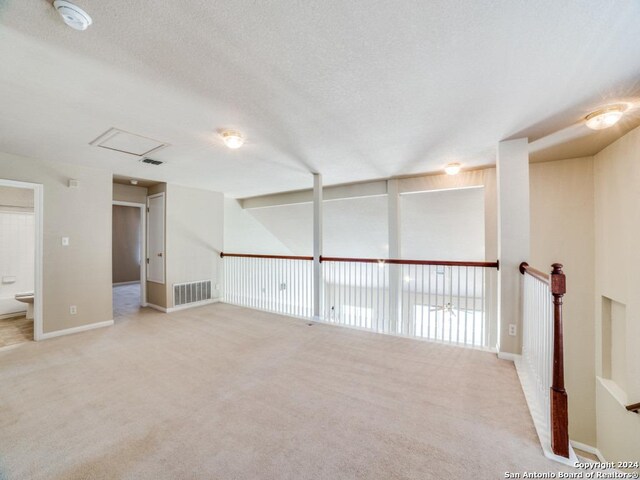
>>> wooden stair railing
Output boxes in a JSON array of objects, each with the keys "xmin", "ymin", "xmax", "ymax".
[
  {"xmin": 626, "ymin": 402, "xmax": 640, "ymax": 414},
  {"xmin": 520, "ymin": 262, "xmax": 570, "ymax": 458}
]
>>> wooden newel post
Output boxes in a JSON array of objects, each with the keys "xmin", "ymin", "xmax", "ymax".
[{"xmin": 550, "ymin": 263, "xmax": 569, "ymax": 458}]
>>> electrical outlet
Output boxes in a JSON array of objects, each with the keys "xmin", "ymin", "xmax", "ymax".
[
  {"xmin": 70, "ymin": 305, "xmax": 77, "ymax": 315},
  {"xmin": 508, "ymin": 324, "xmax": 517, "ymax": 336}
]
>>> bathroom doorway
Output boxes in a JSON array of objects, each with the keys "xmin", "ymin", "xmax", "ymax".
[
  {"xmin": 0, "ymin": 179, "xmax": 43, "ymax": 347},
  {"xmin": 112, "ymin": 201, "xmax": 146, "ymax": 319}
]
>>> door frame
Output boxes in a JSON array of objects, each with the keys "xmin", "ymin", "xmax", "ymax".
[
  {"xmin": 0, "ymin": 178, "xmax": 44, "ymax": 341},
  {"xmin": 112, "ymin": 201, "xmax": 147, "ymax": 306}
]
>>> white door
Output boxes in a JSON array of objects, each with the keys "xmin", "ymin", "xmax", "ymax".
[{"xmin": 147, "ymin": 193, "xmax": 165, "ymax": 283}]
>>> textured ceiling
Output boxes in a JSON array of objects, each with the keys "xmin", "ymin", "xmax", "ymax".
[{"xmin": 1, "ymin": 1, "xmax": 640, "ymax": 197}]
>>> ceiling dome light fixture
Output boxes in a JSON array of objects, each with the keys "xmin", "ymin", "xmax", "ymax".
[
  {"xmin": 585, "ymin": 104, "xmax": 627, "ymax": 130},
  {"xmin": 221, "ymin": 130, "xmax": 245, "ymax": 149},
  {"xmin": 53, "ymin": 1, "xmax": 93, "ymax": 31},
  {"xmin": 444, "ymin": 163, "xmax": 461, "ymax": 175}
]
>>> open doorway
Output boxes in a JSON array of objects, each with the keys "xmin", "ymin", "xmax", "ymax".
[
  {"xmin": 112, "ymin": 201, "xmax": 146, "ymax": 319},
  {"xmin": 0, "ymin": 179, "xmax": 43, "ymax": 347}
]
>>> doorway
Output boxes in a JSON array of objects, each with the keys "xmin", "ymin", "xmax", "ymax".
[
  {"xmin": 0, "ymin": 179, "xmax": 43, "ymax": 347},
  {"xmin": 112, "ymin": 201, "xmax": 146, "ymax": 319}
]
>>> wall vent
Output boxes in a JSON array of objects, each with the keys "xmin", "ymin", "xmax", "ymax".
[
  {"xmin": 174, "ymin": 280, "xmax": 212, "ymax": 307},
  {"xmin": 140, "ymin": 158, "xmax": 164, "ymax": 166}
]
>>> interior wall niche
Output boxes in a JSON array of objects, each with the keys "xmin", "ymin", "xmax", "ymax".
[{"xmin": 601, "ymin": 296, "xmax": 627, "ymax": 393}]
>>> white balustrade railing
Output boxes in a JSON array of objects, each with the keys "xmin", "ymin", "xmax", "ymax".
[
  {"xmin": 521, "ymin": 270, "xmax": 553, "ymax": 440},
  {"xmin": 222, "ymin": 253, "xmax": 498, "ymax": 350},
  {"xmin": 322, "ymin": 259, "xmax": 497, "ymax": 349},
  {"xmin": 223, "ymin": 254, "xmax": 314, "ymax": 318},
  {"xmin": 518, "ymin": 262, "xmax": 570, "ymax": 460}
]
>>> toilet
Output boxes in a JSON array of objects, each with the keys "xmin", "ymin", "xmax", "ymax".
[{"xmin": 14, "ymin": 292, "xmax": 34, "ymax": 320}]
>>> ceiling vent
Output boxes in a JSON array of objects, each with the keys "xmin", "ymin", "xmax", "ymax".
[
  {"xmin": 90, "ymin": 128, "xmax": 169, "ymax": 156},
  {"xmin": 140, "ymin": 158, "xmax": 164, "ymax": 166}
]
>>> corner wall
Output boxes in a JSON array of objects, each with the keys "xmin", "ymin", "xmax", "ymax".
[
  {"xmin": 0, "ymin": 151, "xmax": 112, "ymax": 334},
  {"xmin": 529, "ymin": 156, "xmax": 596, "ymax": 446},
  {"xmin": 593, "ymin": 125, "xmax": 640, "ymax": 464}
]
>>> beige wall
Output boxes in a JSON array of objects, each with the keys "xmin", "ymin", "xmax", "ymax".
[
  {"xmin": 530, "ymin": 157, "xmax": 596, "ymax": 446},
  {"xmin": 113, "ymin": 183, "xmax": 148, "ymax": 204},
  {"xmin": 112, "ymin": 205, "xmax": 141, "ymax": 284},
  {"xmin": 593, "ymin": 125, "xmax": 640, "ymax": 464},
  {"xmin": 165, "ymin": 184, "xmax": 224, "ymax": 306},
  {"xmin": 0, "ymin": 151, "xmax": 112, "ymax": 333}
]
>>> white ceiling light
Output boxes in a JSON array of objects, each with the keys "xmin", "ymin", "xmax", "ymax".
[
  {"xmin": 585, "ymin": 105, "xmax": 626, "ymax": 130},
  {"xmin": 130, "ymin": 179, "xmax": 138, "ymax": 185},
  {"xmin": 53, "ymin": 1, "xmax": 92, "ymax": 31},
  {"xmin": 444, "ymin": 163, "xmax": 461, "ymax": 175},
  {"xmin": 221, "ymin": 130, "xmax": 245, "ymax": 149}
]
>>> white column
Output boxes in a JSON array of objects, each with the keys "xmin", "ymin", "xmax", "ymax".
[
  {"xmin": 313, "ymin": 173, "xmax": 323, "ymax": 320},
  {"xmin": 497, "ymin": 138, "xmax": 530, "ymax": 355},
  {"xmin": 388, "ymin": 179, "xmax": 401, "ymax": 333}
]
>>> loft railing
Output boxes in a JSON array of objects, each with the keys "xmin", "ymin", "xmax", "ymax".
[
  {"xmin": 220, "ymin": 252, "xmax": 499, "ymax": 349},
  {"xmin": 519, "ymin": 262, "xmax": 569, "ymax": 459}
]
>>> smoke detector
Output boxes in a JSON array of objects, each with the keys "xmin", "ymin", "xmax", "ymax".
[{"xmin": 53, "ymin": 1, "xmax": 93, "ymax": 31}]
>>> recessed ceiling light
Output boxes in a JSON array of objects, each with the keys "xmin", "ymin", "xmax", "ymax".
[
  {"xmin": 53, "ymin": 1, "xmax": 93, "ymax": 31},
  {"xmin": 130, "ymin": 180, "xmax": 138, "ymax": 185},
  {"xmin": 444, "ymin": 163, "xmax": 461, "ymax": 175},
  {"xmin": 585, "ymin": 104, "xmax": 626, "ymax": 130},
  {"xmin": 221, "ymin": 130, "xmax": 245, "ymax": 149}
]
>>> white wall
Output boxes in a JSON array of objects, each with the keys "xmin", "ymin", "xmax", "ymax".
[
  {"xmin": 0, "ymin": 151, "xmax": 112, "ymax": 334},
  {"xmin": 401, "ymin": 187, "xmax": 484, "ymax": 261},
  {"xmin": 529, "ymin": 157, "xmax": 596, "ymax": 446},
  {"xmin": 0, "ymin": 192, "xmax": 35, "ymax": 315},
  {"xmin": 224, "ymin": 198, "xmax": 292, "ymax": 255},
  {"xmin": 593, "ymin": 125, "xmax": 640, "ymax": 465}
]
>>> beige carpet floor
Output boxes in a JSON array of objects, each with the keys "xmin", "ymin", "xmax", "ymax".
[{"xmin": 0, "ymin": 303, "xmax": 579, "ymax": 479}]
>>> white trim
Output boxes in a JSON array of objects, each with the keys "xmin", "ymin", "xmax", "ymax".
[
  {"xmin": 145, "ymin": 298, "xmax": 220, "ymax": 314},
  {"xmin": 145, "ymin": 303, "xmax": 168, "ymax": 313},
  {"xmin": 497, "ymin": 351, "xmax": 519, "ymax": 361},
  {"xmin": 0, "ymin": 179, "xmax": 44, "ymax": 341},
  {"xmin": 39, "ymin": 320, "xmax": 114, "ymax": 340},
  {"xmin": 513, "ymin": 355, "xmax": 578, "ymax": 466},
  {"xmin": 570, "ymin": 441, "xmax": 606, "ymax": 463},
  {"xmin": 113, "ymin": 200, "xmax": 146, "ymax": 305},
  {"xmin": 166, "ymin": 298, "xmax": 219, "ymax": 313}
]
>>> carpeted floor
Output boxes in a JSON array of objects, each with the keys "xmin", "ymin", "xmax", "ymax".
[
  {"xmin": 0, "ymin": 315, "xmax": 32, "ymax": 347},
  {"xmin": 0, "ymin": 303, "xmax": 579, "ymax": 479},
  {"xmin": 112, "ymin": 283, "xmax": 142, "ymax": 319}
]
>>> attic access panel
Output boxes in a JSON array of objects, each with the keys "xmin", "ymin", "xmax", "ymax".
[{"xmin": 90, "ymin": 128, "xmax": 169, "ymax": 156}]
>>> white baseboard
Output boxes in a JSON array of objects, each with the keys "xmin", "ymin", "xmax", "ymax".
[
  {"xmin": 497, "ymin": 351, "xmax": 520, "ymax": 362},
  {"xmin": 570, "ymin": 441, "xmax": 606, "ymax": 462},
  {"xmin": 166, "ymin": 298, "xmax": 220, "ymax": 313},
  {"xmin": 39, "ymin": 320, "xmax": 114, "ymax": 340},
  {"xmin": 146, "ymin": 303, "xmax": 168, "ymax": 313},
  {"xmin": 145, "ymin": 298, "xmax": 220, "ymax": 314}
]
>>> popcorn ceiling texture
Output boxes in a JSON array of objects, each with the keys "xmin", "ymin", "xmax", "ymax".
[{"xmin": 0, "ymin": 1, "xmax": 639, "ymax": 197}]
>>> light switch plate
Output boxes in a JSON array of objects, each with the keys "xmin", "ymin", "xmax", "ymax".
[{"xmin": 61, "ymin": 237, "xmax": 70, "ymax": 246}]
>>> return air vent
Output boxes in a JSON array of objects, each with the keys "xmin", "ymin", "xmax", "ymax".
[
  {"xmin": 140, "ymin": 158, "xmax": 164, "ymax": 166},
  {"xmin": 174, "ymin": 280, "xmax": 212, "ymax": 307}
]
